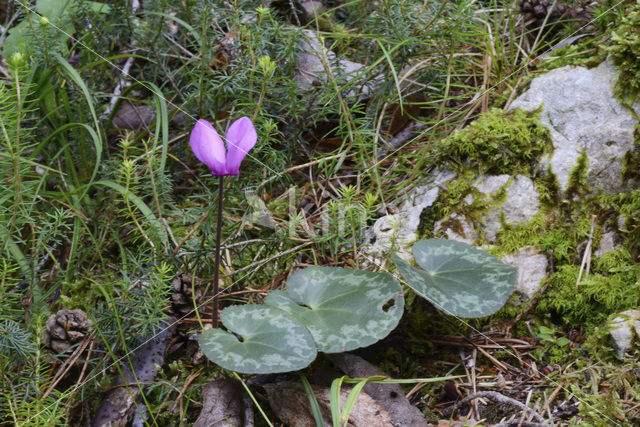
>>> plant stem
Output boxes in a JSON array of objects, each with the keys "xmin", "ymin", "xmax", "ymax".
[{"xmin": 212, "ymin": 175, "xmax": 224, "ymax": 328}]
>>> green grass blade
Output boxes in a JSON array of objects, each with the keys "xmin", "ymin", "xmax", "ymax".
[
  {"xmin": 86, "ymin": 180, "xmax": 166, "ymax": 247},
  {"xmin": 54, "ymin": 54, "xmax": 100, "ymax": 134},
  {"xmin": 330, "ymin": 376, "xmax": 345, "ymax": 427},
  {"xmin": 340, "ymin": 376, "xmax": 385, "ymax": 427},
  {"xmin": 300, "ymin": 374, "xmax": 324, "ymax": 427},
  {"xmin": 145, "ymin": 82, "xmax": 169, "ymax": 171},
  {"xmin": 376, "ymin": 39, "xmax": 403, "ymax": 114}
]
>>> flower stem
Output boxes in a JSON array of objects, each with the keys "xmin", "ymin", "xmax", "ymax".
[{"xmin": 212, "ymin": 175, "xmax": 224, "ymax": 327}]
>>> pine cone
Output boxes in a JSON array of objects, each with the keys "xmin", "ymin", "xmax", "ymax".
[
  {"xmin": 171, "ymin": 273, "xmax": 203, "ymax": 317},
  {"xmin": 44, "ymin": 309, "xmax": 92, "ymax": 353}
]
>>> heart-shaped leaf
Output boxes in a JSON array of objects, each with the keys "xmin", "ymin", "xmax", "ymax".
[
  {"xmin": 264, "ymin": 267, "xmax": 404, "ymax": 353},
  {"xmin": 198, "ymin": 305, "xmax": 316, "ymax": 374},
  {"xmin": 393, "ymin": 239, "xmax": 516, "ymax": 318}
]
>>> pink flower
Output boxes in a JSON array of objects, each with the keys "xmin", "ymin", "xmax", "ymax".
[{"xmin": 190, "ymin": 117, "xmax": 257, "ymax": 176}]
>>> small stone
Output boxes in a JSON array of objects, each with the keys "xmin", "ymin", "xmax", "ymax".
[
  {"xmin": 295, "ymin": 30, "xmax": 378, "ymax": 100},
  {"xmin": 359, "ymin": 170, "xmax": 455, "ymax": 266},
  {"xmin": 300, "ymin": 1, "xmax": 326, "ymax": 23},
  {"xmin": 595, "ymin": 231, "xmax": 620, "ymax": 258},
  {"xmin": 608, "ymin": 310, "xmax": 640, "ymax": 356},
  {"xmin": 502, "ymin": 246, "xmax": 548, "ymax": 300}
]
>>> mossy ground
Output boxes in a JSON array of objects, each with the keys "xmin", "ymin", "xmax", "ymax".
[{"xmin": 402, "ymin": 65, "xmax": 640, "ymax": 423}]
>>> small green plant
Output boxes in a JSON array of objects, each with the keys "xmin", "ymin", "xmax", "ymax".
[
  {"xmin": 2, "ymin": 0, "xmax": 111, "ymax": 58},
  {"xmin": 199, "ymin": 239, "xmax": 516, "ymax": 373},
  {"xmin": 199, "ymin": 267, "xmax": 404, "ymax": 373},
  {"xmin": 537, "ymin": 325, "xmax": 571, "ymax": 347}
]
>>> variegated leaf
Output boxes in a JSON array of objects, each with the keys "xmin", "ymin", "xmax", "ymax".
[
  {"xmin": 393, "ymin": 239, "xmax": 516, "ymax": 318},
  {"xmin": 264, "ymin": 267, "xmax": 404, "ymax": 353},
  {"xmin": 198, "ymin": 305, "xmax": 316, "ymax": 374}
]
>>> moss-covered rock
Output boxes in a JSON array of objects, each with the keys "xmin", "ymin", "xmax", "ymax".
[{"xmin": 437, "ymin": 107, "xmax": 551, "ymax": 176}]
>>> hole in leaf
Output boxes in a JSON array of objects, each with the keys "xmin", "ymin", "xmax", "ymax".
[
  {"xmin": 382, "ymin": 299, "xmax": 395, "ymax": 312},
  {"xmin": 301, "ymin": 304, "xmax": 313, "ymax": 310}
]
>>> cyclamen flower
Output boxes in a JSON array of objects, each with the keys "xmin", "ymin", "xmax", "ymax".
[{"xmin": 190, "ymin": 117, "xmax": 257, "ymax": 176}]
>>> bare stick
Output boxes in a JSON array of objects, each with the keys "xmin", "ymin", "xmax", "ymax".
[
  {"xmin": 451, "ymin": 391, "xmax": 547, "ymax": 424},
  {"xmin": 100, "ymin": 0, "xmax": 141, "ymax": 120}
]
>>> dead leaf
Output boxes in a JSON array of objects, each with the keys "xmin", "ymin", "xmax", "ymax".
[
  {"xmin": 93, "ymin": 319, "xmax": 176, "ymax": 427},
  {"xmin": 193, "ymin": 379, "xmax": 254, "ymax": 427}
]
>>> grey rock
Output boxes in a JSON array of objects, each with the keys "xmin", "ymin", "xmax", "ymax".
[
  {"xmin": 435, "ymin": 174, "xmax": 539, "ymax": 244},
  {"xmin": 359, "ymin": 170, "xmax": 455, "ymax": 266},
  {"xmin": 501, "ymin": 246, "xmax": 548, "ymax": 300},
  {"xmin": 608, "ymin": 310, "xmax": 640, "ymax": 356},
  {"xmin": 594, "ymin": 231, "xmax": 620, "ymax": 258},
  {"xmin": 508, "ymin": 59, "xmax": 640, "ymax": 193},
  {"xmin": 434, "ymin": 212, "xmax": 476, "ymax": 244},
  {"xmin": 296, "ymin": 30, "xmax": 378, "ymax": 99},
  {"xmin": 300, "ymin": 1, "xmax": 326, "ymax": 23},
  {"xmin": 477, "ymin": 175, "xmax": 540, "ymax": 241}
]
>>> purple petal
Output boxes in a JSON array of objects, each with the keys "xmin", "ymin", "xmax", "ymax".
[
  {"xmin": 224, "ymin": 117, "xmax": 257, "ymax": 175},
  {"xmin": 190, "ymin": 119, "xmax": 227, "ymax": 175}
]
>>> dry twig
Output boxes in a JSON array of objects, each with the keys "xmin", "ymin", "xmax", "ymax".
[{"xmin": 451, "ymin": 391, "xmax": 547, "ymax": 424}]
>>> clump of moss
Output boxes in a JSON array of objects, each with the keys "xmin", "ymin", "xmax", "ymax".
[
  {"xmin": 492, "ymin": 212, "xmax": 593, "ymax": 264},
  {"xmin": 607, "ymin": 0, "xmax": 640, "ymax": 102},
  {"xmin": 536, "ymin": 249, "xmax": 640, "ymax": 327},
  {"xmin": 565, "ymin": 148, "xmax": 590, "ymax": 199},
  {"xmin": 437, "ymin": 107, "xmax": 551, "ymax": 176},
  {"xmin": 539, "ymin": 42, "xmax": 608, "ymax": 71},
  {"xmin": 603, "ymin": 187, "xmax": 640, "ymax": 260},
  {"xmin": 417, "ymin": 169, "xmax": 516, "ymax": 242},
  {"xmin": 622, "ymin": 125, "xmax": 640, "ymax": 181},
  {"xmin": 534, "ymin": 166, "xmax": 561, "ymax": 206}
]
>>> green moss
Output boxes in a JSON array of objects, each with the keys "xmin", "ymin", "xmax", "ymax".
[
  {"xmin": 534, "ymin": 165, "xmax": 561, "ymax": 207},
  {"xmin": 437, "ymin": 107, "xmax": 551, "ymax": 176},
  {"xmin": 622, "ymin": 125, "xmax": 640, "ymax": 181},
  {"xmin": 491, "ymin": 212, "xmax": 593, "ymax": 264},
  {"xmin": 418, "ymin": 171, "xmax": 479, "ymax": 239},
  {"xmin": 539, "ymin": 43, "xmax": 608, "ymax": 71},
  {"xmin": 607, "ymin": 0, "xmax": 640, "ymax": 102},
  {"xmin": 622, "ymin": 149, "xmax": 640, "ymax": 181},
  {"xmin": 536, "ymin": 252, "xmax": 640, "ymax": 327},
  {"xmin": 602, "ymin": 188, "xmax": 640, "ymax": 260},
  {"xmin": 565, "ymin": 148, "xmax": 590, "ymax": 199}
]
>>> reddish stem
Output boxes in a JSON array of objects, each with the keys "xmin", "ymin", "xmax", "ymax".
[{"xmin": 212, "ymin": 175, "xmax": 224, "ymax": 327}]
